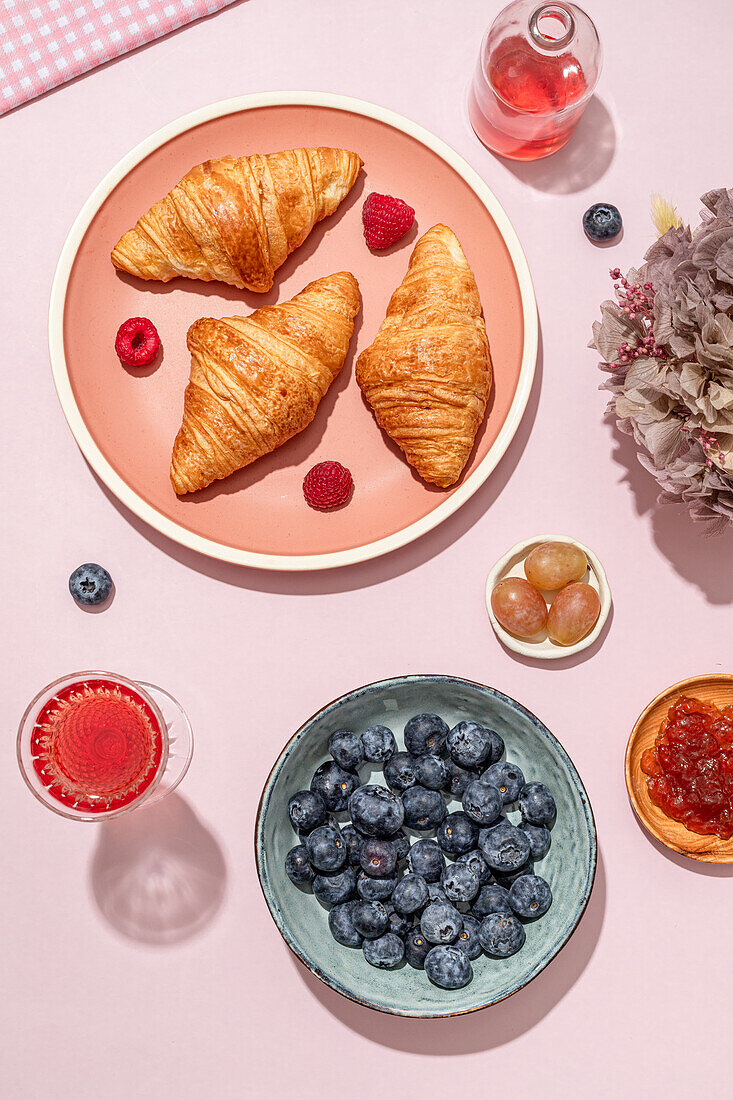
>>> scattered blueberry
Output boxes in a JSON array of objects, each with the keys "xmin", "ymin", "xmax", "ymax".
[
  {"xmin": 420, "ymin": 900, "xmax": 463, "ymax": 945},
  {"xmin": 383, "ymin": 751, "xmax": 418, "ymax": 792},
  {"xmin": 348, "ymin": 784, "xmax": 404, "ymax": 837},
  {"xmin": 413, "ymin": 753, "xmax": 447, "ymax": 790},
  {"xmin": 329, "ymin": 901, "xmax": 363, "ymax": 947},
  {"xmin": 482, "ymin": 761, "xmax": 525, "ymax": 805},
  {"xmin": 427, "ymin": 882, "xmax": 448, "ymax": 904},
  {"xmin": 361, "ymin": 725, "xmax": 397, "ymax": 762},
  {"xmin": 360, "ymin": 837, "xmax": 397, "ymax": 878},
  {"xmin": 447, "ymin": 722, "xmax": 493, "ymax": 769},
  {"xmin": 357, "ymin": 871, "xmax": 397, "ymax": 901},
  {"xmin": 305, "ymin": 824, "xmax": 347, "ymax": 873},
  {"xmin": 401, "ymin": 785, "xmax": 447, "ymax": 830},
  {"xmin": 480, "ymin": 821, "xmax": 531, "ymax": 874},
  {"xmin": 517, "ymin": 822, "xmax": 551, "ymax": 861},
  {"xmin": 328, "ymin": 729, "xmax": 364, "ymax": 771},
  {"xmin": 405, "ymin": 928, "xmax": 431, "ymax": 969},
  {"xmin": 391, "ymin": 830, "xmax": 411, "ymax": 862},
  {"xmin": 456, "ymin": 849, "xmax": 491, "ymax": 887},
  {"xmin": 351, "ymin": 900, "xmax": 390, "ymax": 940},
  {"xmin": 310, "ymin": 761, "xmax": 358, "ymax": 812},
  {"xmin": 508, "ymin": 874, "xmax": 553, "ymax": 919},
  {"xmin": 404, "ymin": 713, "xmax": 449, "ymax": 756},
  {"xmin": 287, "ymin": 789, "xmax": 327, "ymax": 834},
  {"xmin": 364, "ymin": 932, "xmax": 405, "ymax": 969},
  {"xmin": 425, "ymin": 945, "xmax": 472, "ymax": 989},
  {"xmin": 456, "ymin": 915, "xmax": 482, "ymax": 960},
  {"xmin": 407, "ymin": 838, "xmax": 445, "ymax": 883},
  {"xmin": 519, "ymin": 782, "xmax": 556, "ymax": 826},
  {"xmin": 442, "ymin": 761, "xmax": 474, "ymax": 799},
  {"xmin": 583, "ymin": 202, "xmax": 622, "ymax": 243},
  {"xmin": 313, "ymin": 867, "xmax": 357, "ymax": 906},
  {"xmin": 442, "ymin": 863, "xmax": 480, "ymax": 904},
  {"xmin": 285, "ymin": 845, "xmax": 315, "ymax": 886},
  {"xmin": 68, "ymin": 563, "xmax": 113, "ymax": 607},
  {"xmin": 437, "ymin": 811, "xmax": 479, "ymax": 855},
  {"xmin": 462, "ymin": 779, "xmax": 502, "ymax": 826},
  {"xmin": 479, "ymin": 913, "xmax": 526, "ymax": 958},
  {"xmin": 472, "ymin": 883, "xmax": 512, "ymax": 920},
  {"xmin": 392, "ymin": 873, "xmax": 430, "ymax": 916}
]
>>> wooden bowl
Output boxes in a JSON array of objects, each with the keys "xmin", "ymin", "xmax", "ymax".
[{"xmin": 625, "ymin": 674, "xmax": 733, "ymax": 863}]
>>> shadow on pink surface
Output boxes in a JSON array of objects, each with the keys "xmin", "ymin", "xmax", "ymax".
[
  {"xmin": 291, "ymin": 847, "xmax": 605, "ymax": 1054},
  {"xmin": 631, "ymin": 814, "xmax": 733, "ymax": 878},
  {"xmin": 89, "ymin": 792, "xmax": 227, "ymax": 945},
  {"xmin": 91, "ymin": 326, "xmax": 544, "ymax": 594},
  {"xmin": 610, "ymin": 423, "xmax": 733, "ymax": 605}
]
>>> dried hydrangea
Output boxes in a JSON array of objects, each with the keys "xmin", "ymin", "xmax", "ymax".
[{"xmin": 591, "ymin": 188, "xmax": 733, "ymax": 532}]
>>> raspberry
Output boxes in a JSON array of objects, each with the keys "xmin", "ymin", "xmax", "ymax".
[
  {"xmin": 114, "ymin": 317, "xmax": 161, "ymax": 367},
  {"xmin": 362, "ymin": 193, "xmax": 415, "ymax": 250},
  {"xmin": 303, "ymin": 461, "xmax": 353, "ymax": 510}
]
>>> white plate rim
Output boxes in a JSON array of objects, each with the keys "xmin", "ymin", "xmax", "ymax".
[{"xmin": 49, "ymin": 90, "xmax": 539, "ymax": 572}]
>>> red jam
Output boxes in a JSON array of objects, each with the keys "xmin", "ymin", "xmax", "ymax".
[{"xmin": 641, "ymin": 695, "xmax": 733, "ymax": 840}]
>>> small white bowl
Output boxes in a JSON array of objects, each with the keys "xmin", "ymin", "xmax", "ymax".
[{"xmin": 485, "ymin": 535, "xmax": 612, "ymax": 660}]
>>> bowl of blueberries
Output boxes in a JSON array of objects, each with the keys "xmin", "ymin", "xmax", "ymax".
[{"xmin": 255, "ymin": 675, "xmax": 596, "ymax": 1017}]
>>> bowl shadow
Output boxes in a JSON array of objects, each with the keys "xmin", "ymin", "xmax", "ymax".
[
  {"xmin": 89, "ymin": 792, "xmax": 227, "ymax": 945},
  {"xmin": 631, "ymin": 813, "xmax": 733, "ymax": 878},
  {"xmin": 291, "ymin": 846, "xmax": 606, "ymax": 1053}
]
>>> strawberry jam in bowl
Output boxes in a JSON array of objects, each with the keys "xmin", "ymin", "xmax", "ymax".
[{"xmin": 641, "ymin": 695, "xmax": 733, "ymax": 840}]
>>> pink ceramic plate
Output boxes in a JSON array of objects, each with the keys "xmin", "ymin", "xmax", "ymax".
[{"xmin": 50, "ymin": 93, "xmax": 537, "ymax": 570}]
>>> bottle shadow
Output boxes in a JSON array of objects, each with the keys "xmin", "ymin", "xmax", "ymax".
[
  {"xmin": 292, "ymin": 847, "xmax": 605, "ymax": 1055},
  {"xmin": 89, "ymin": 792, "xmax": 227, "ymax": 945},
  {"xmin": 496, "ymin": 97, "xmax": 616, "ymax": 195}
]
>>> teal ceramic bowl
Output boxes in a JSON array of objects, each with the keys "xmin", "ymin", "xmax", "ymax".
[{"xmin": 255, "ymin": 675, "xmax": 596, "ymax": 1018}]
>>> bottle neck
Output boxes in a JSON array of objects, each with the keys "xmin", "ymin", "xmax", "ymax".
[{"xmin": 528, "ymin": 3, "xmax": 575, "ymax": 50}]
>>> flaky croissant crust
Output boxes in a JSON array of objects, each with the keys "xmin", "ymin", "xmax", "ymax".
[
  {"xmin": 112, "ymin": 147, "xmax": 362, "ymax": 292},
  {"xmin": 170, "ymin": 271, "xmax": 360, "ymax": 494},
  {"xmin": 355, "ymin": 224, "xmax": 493, "ymax": 488}
]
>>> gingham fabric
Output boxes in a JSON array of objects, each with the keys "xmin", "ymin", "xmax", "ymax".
[{"xmin": 0, "ymin": 0, "xmax": 235, "ymax": 114}]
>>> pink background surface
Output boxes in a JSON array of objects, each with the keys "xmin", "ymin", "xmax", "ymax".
[{"xmin": 3, "ymin": 2, "xmax": 733, "ymax": 1097}]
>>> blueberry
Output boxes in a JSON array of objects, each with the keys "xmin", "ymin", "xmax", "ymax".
[
  {"xmin": 313, "ymin": 867, "xmax": 357, "ymax": 906},
  {"xmin": 304, "ymin": 824, "xmax": 346, "ymax": 873},
  {"xmin": 427, "ymin": 882, "xmax": 448, "ymax": 904},
  {"xmin": 425, "ymin": 945, "xmax": 472, "ymax": 989},
  {"xmin": 420, "ymin": 900, "xmax": 463, "ymax": 945},
  {"xmin": 363, "ymin": 932, "xmax": 405, "ymax": 969},
  {"xmin": 479, "ymin": 913, "xmax": 526, "ymax": 958},
  {"xmin": 361, "ymin": 725, "xmax": 397, "ymax": 762},
  {"xmin": 442, "ymin": 762, "xmax": 474, "ymax": 799},
  {"xmin": 383, "ymin": 752, "xmax": 418, "ymax": 793},
  {"xmin": 508, "ymin": 874, "xmax": 552, "ymax": 919},
  {"xmin": 480, "ymin": 821, "xmax": 531, "ymax": 874},
  {"xmin": 404, "ymin": 713, "xmax": 449, "ymax": 756},
  {"xmin": 357, "ymin": 871, "xmax": 396, "ymax": 901},
  {"xmin": 493, "ymin": 863, "xmax": 534, "ymax": 888},
  {"xmin": 287, "ymin": 789, "xmax": 327, "ymax": 834},
  {"xmin": 472, "ymin": 883, "xmax": 512, "ymax": 920},
  {"xmin": 348, "ymin": 784, "xmax": 404, "ymax": 837},
  {"xmin": 483, "ymin": 727, "xmax": 505, "ymax": 766},
  {"xmin": 405, "ymin": 928, "xmax": 431, "ymax": 969},
  {"xmin": 407, "ymin": 838, "xmax": 445, "ymax": 883},
  {"xmin": 329, "ymin": 901, "xmax": 363, "ymax": 947},
  {"xmin": 359, "ymin": 838, "xmax": 397, "ymax": 878},
  {"xmin": 519, "ymin": 782, "xmax": 556, "ymax": 826},
  {"xmin": 517, "ymin": 822, "xmax": 551, "ymax": 861},
  {"xmin": 462, "ymin": 779, "xmax": 502, "ymax": 826},
  {"xmin": 285, "ymin": 845, "xmax": 315, "ymax": 886},
  {"xmin": 401, "ymin": 785, "xmax": 447, "ymax": 830},
  {"xmin": 341, "ymin": 824, "xmax": 364, "ymax": 866},
  {"xmin": 437, "ymin": 811, "xmax": 479, "ymax": 856},
  {"xmin": 456, "ymin": 915, "xmax": 482, "ymax": 960},
  {"xmin": 328, "ymin": 729, "xmax": 364, "ymax": 771},
  {"xmin": 413, "ymin": 754, "xmax": 448, "ymax": 791},
  {"xmin": 456, "ymin": 849, "xmax": 491, "ymax": 886},
  {"xmin": 482, "ymin": 761, "xmax": 525, "ymax": 805},
  {"xmin": 386, "ymin": 906, "xmax": 411, "ymax": 938},
  {"xmin": 447, "ymin": 722, "xmax": 493, "ymax": 769},
  {"xmin": 391, "ymin": 830, "xmax": 411, "ymax": 862},
  {"xmin": 351, "ymin": 900, "xmax": 389, "ymax": 940},
  {"xmin": 310, "ymin": 761, "xmax": 358, "ymax": 812},
  {"xmin": 68, "ymin": 563, "xmax": 113, "ymax": 607},
  {"xmin": 583, "ymin": 202, "xmax": 622, "ymax": 242},
  {"xmin": 441, "ymin": 863, "xmax": 479, "ymax": 904},
  {"xmin": 392, "ymin": 873, "xmax": 429, "ymax": 916}
]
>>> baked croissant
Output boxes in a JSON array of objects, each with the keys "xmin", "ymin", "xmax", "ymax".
[
  {"xmin": 170, "ymin": 271, "xmax": 360, "ymax": 494},
  {"xmin": 111, "ymin": 148, "xmax": 363, "ymax": 293},
  {"xmin": 355, "ymin": 224, "xmax": 492, "ymax": 488}
]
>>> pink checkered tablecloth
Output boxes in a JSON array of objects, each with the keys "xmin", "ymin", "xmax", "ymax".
[{"xmin": 0, "ymin": 0, "xmax": 235, "ymax": 114}]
